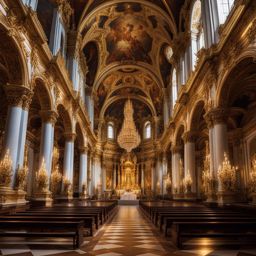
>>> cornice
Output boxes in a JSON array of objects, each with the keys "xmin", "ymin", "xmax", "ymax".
[{"xmin": 160, "ymin": 0, "xmax": 253, "ymax": 147}]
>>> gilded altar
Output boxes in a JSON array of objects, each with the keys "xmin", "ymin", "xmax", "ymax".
[{"xmin": 116, "ymin": 152, "xmax": 141, "ymax": 194}]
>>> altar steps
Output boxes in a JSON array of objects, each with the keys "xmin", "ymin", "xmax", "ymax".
[{"xmin": 118, "ymin": 200, "xmax": 139, "ymax": 205}]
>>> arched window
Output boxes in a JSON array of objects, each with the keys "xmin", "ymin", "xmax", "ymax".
[
  {"xmin": 191, "ymin": 0, "xmax": 205, "ymax": 70},
  {"xmin": 144, "ymin": 121, "xmax": 151, "ymax": 140},
  {"xmin": 172, "ymin": 68, "xmax": 178, "ymax": 109},
  {"xmin": 217, "ymin": 0, "xmax": 235, "ymax": 25},
  {"xmin": 107, "ymin": 123, "xmax": 114, "ymax": 139}
]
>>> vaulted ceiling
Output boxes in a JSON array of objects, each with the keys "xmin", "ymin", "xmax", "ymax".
[{"xmin": 70, "ymin": 0, "xmax": 188, "ymax": 135}]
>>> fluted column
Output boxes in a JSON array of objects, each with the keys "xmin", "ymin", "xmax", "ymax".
[
  {"xmin": 39, "ymin": 111, "xmax": 58, "ymax": 184},
  {"xmin": 63, "ymin": 133, "xmax": 76, "ymax": 183},
  {"xmin": 171, "ymin": 145, "xmax": 182, "ymax": 194},
  {"xmin": 183, "ymin": 131, "xmax": 197, "ymax": 195},
  {"xmin": 3, "ymin": 85, "xmax": 33, "ymax": 188},
  {"xmin": 78, "ymin": 146, "xmax": 88, "ymax": 194}
]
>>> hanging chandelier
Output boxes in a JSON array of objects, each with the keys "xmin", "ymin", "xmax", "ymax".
[{"xmin": 117, "ymin": 99, "xmax": 141, "ymax": 152}]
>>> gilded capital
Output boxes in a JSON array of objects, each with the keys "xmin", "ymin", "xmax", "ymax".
[
  {"xmin": 40, "ymin": 110, "xmax": 58, "ymax": 125},
  {"xmin": 64, "ymin": 132, "xmax": 76, "ymax": 142},
  {"xmin": 182, "ymin": 131, "xmax": 197, "ymax": 143},
  {"xmin": 79, "ymin": 146, "xmax": 88, "ymax": 154},
  {"xmin": 4, "ymin": 84, "xmax": 33, "ymax": 108},
  {"xmin": 204, "ymin": 108, "xmax": 228, "ymax": 126},
  {"xmin": 171, "ymin": 145, "xmax": 183, "ymax": 154}
]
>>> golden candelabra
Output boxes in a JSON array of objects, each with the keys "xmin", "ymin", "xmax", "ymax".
[
  {"xmin": 50, "ymin": 164, "xmax": 62, "ymax": 196},
  {"xmin": 183, "ymin": 171, "xmax": 192, "ymax": 193},
  {"xmin": 16, "ymin": 165, "xmax": 28, "ymax": 190},
  {"xmin": 63, "ymin": 176, "xmax": 72, "ymax": 197},
  {"xmin": 0, "ymin": 149, "xmax": 12, "ymax": 187},
  {"xmin": 218, "ymin": 152, "xmax": 238, "ymax": 192},
  {"xmin": 202, "ymin": 141, "xmax": 216, "ymax": 196},
  {"xmin": 36, "ymin": 158, "xmax": 48, "ymax": 192},
  {"xmin": 248, "ymin": 154, "xmax": 256, "ymax": 193}
]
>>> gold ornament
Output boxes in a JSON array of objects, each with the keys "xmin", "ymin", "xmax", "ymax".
[
  {"xmin": 36, "ymin": 158, "xmax": 48, "ymax": 192},
  {"xmin": 218, "ymin": 153, "xmax": 238, "ymax": 192},
  {"xmin": 50, "ymin": 164, "xmax": 62, "ymax": 196},
  {"xmin": 0, "ymin": 149, "xmax": 12, "ymax": 187},
  {"xmin": 183, "ymin": 171, "xmax": 192, "ymax": 193},
  {"xmin": 16, "ymin": 165, "xmax": 28, "ymax": 190},
  {"xmin": 248, "ymin": 154, "xmax": 256, "ymax": 193}
]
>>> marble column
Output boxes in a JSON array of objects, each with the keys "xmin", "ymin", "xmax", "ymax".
[
  {"xmin": 205, "ymin": 108, "xmax": 229, "ymax": 202},
  {"xmin": 113, "ymin": 163, "xmax": 117, "ymax": 189},
  {"xmin": 78, "ymin": 146, "xmax": 88, "ymax": 195},
  {"xmin": 39, "ymin": 111, "xmax": 58, "ymax": 185},
  {"xmin": 88, "ymin": 154, "xmax": 93, "ymax": 196},
  {"xmin": 63, "ymin": 133, "xmax": 76, "ymax": 184},
  {"xmin": 183, "ymin": 131, "xmax": 197, "ymax": 196},
  {"xmin": 3, "ymin": 85, "xmax": 33, "ymax": 188},
  {"xmin": 162, "ymin": 153, "xmax": 168, "ymax": 195},
  {"xmin": 141, "ymin": 163, "xmax": 145, "ymax": 193},
  {"xmin": 171, "ymin": 145, "xmax": 182, "ymax": 195},
  {"xmin": 206, "ymin": 108, "xmax": 229, "ymax": 176}
]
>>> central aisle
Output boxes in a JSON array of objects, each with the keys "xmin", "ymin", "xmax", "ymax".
[{"xmin": 86, "ymin": 205, "xmax": 180, "ymax": 256}]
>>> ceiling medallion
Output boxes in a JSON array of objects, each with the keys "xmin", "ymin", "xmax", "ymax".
[{"xmin": 117, "ymin": 99, "xmax": 141, "ymax": 153}]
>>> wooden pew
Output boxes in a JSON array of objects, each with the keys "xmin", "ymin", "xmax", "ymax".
[
  {"xmin": 0, "ymin": 216, "xmax": 94, "ymax": 236},
  {"xmin": 15, "ymin": 211, "xmax": 100, "ymax": 229},
  {"xmin": 171, "ymin": 221, "xmax": 256, "ymax": 249},
  {"xmin": 0, "ymin": 220, "xmax": 84, "ymax": 249},
  {"xmin": 159, "ymin": 212, "xmax": 249, "ymax": 232}
]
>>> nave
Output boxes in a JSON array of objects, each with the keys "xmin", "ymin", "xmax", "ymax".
[{"xmin": 1, "ymin": 203, "xmax": 256, "ymax": 256}]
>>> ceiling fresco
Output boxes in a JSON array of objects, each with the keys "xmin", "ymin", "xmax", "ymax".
[{"xmin": 106, "ymin": 7, "xmax": 153, "ymax": 64}]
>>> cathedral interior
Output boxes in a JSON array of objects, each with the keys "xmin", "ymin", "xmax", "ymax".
[{"xmin": 1, "ymin": 0, "xmax": 256, "ymax": 255}]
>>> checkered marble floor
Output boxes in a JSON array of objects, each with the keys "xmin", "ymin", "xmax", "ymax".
[{"xmin": 1, "ymin": 206, "xmax": 256, "ymax": 256}]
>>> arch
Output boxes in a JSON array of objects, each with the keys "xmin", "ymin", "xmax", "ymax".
[
  {"xmin": 216, "ymin": 54, "xmax": 256, "ymax": 107},
  {"xmin": 93, "ymin": 63, "xmax": 164, "ymax": 92},
  {"xmin": 33, "ymin": 77, "xmax": 54, "ymax": 111},
  {"xmin": 57, "ymin": 104, "xmax": 73, "ymax": 133},
  {"xmin": 173, "ymin": 124, "xmax": 185, "ymax": 146},
  {"xmin": 188, "ymin": 100, "xmax": 206, "ymax": 131},
  {"xmin": 0, "ymin": 23, "xmax": 29, "ymax": 87},
  {"xmin": 78, "ymin": 0, "xmax": 177, "ymax": 36},
  {"xmin": 100, "ymin": 95, "xmax": 157, "ymax": 120}
]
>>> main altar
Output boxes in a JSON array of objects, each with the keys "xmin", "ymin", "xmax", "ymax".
[
  {"xmin": 116, "ymin": 152, "xmax": 141, "ymax": 199},
  {"xmin": 115, "ymin": 99, "xmax": 141, "ymax": 200}
]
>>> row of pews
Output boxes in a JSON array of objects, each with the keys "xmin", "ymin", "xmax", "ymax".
[
  {"xmin": 140, "ymin": 200, "xmax": 256, "ymax": 249},
  {"xmin": 0, "ymin": 200, "xmax": 117, "ymax": 249}
]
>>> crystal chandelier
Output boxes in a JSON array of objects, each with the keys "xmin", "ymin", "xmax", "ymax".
[{"xmin": 117, "ymin": 99, "xmax": 141, "ymax": 152}]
